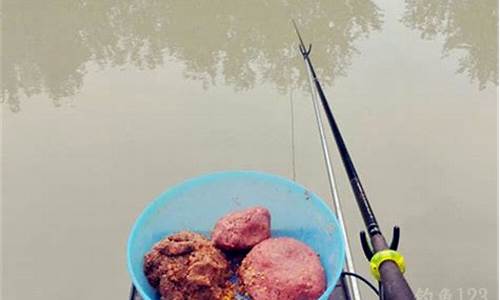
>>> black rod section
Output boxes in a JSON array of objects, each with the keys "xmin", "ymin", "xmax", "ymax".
[
  {"xmin": 311, "ymin": 65, "xmax": 380, "ymax": 236},
  {"xmin": 293, "ymin": 21, "xmax": 380, "ymax": 236}
]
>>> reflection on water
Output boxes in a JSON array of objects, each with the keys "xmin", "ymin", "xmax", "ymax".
[
  {"xmin": 1, "ymin": 0, "xmax": 382, "ymax": 112},
  {"xmin": 402, "ymin": 0, "xmax": 498, "ymax": 90}
]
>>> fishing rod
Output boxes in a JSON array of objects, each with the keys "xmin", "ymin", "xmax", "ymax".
[{"xmin": 293, "ymin": 21, "xmax": 415, "ymax": 300}]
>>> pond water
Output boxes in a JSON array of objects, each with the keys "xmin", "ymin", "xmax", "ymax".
[{"xmin": 2, "ymin": 0, "xmax": 497, "ymax": 299}]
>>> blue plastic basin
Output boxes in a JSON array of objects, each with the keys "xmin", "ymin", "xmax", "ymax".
[{"xmin": 127, "ymin": 171, "xmax": 345, "ymax": 300}]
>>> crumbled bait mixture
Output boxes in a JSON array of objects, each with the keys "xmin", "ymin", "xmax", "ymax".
[{"xmin": 144, "ymin": 231, "xmax": 232, "ymax": 300}]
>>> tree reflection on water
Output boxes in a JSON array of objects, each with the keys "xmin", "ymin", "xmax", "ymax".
[
  {"xmin": 2, "ymin": 0, "xmax": 382, "ymax": 112},
  {"xmin": 402, "ymin": 0, "xmax": 498, "ymax": 90}
]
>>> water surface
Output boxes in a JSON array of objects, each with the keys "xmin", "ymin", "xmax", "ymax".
[{"xmin": 2, "ymin": 0, "xmax": 497, "ymax": 299}]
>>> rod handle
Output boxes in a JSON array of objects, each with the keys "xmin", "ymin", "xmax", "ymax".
[{"xmin": 371, "ymin": 234, "xmax": 415, "ymax": 300}]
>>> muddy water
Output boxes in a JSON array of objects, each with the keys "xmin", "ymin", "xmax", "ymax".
[{"xmin": 2, "ymin": 0, "xmax": 497, "ymax": 299}]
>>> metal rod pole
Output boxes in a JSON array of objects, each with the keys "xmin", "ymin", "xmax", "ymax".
[{"xmin": 302, "ymin": 59, "xmax": 361, "ymax": 300}]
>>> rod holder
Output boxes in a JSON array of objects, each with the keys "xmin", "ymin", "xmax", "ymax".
[{"xmin": 360, "ymin": 226, "xmax": 401, "ymax": 260}]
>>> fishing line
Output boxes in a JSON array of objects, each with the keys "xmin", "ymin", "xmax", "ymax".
[
  {"xmin": 341, "ymin": 271, "xmax": 380, "ymax": 297},
  {"xmin": 289, "ymin": 90, "xmax": 297, "ymax": 181}
]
